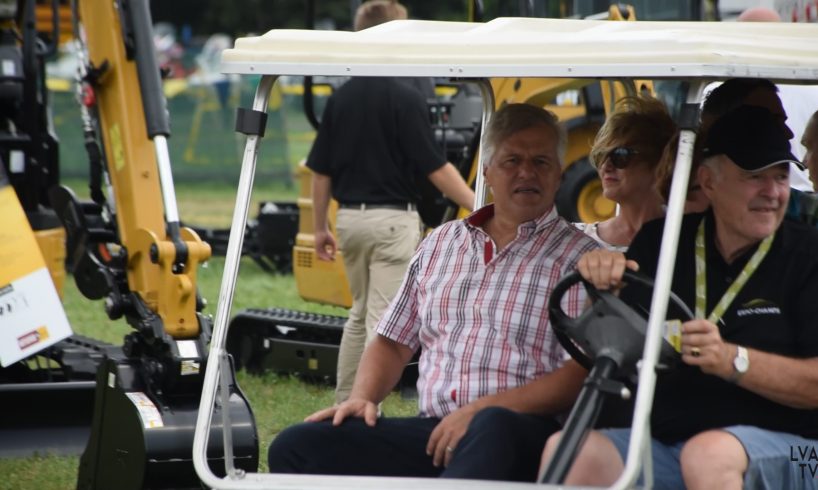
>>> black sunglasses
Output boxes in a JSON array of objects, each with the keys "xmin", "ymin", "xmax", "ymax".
[{"xmin": 606, "ymin": 147, "xmax": 641, "ymax": 169}]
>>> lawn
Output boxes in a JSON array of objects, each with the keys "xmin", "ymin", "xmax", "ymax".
[{"xmin": 0, "ymin": 179, "xmax": 417, "ymax": 489}]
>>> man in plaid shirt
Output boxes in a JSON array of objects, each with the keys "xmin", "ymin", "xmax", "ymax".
[{"xmin": 268, "ymin": 103, "xmax": 599, "ymax": 482}]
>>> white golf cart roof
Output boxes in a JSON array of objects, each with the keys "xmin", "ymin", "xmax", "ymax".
[
  {"xmin": 198, "ymin": 17, "xmax": 818, "ymax": 490},
  {"xmin": 221, "ymin": 17, "xmax": 818, "ymax": 81}
]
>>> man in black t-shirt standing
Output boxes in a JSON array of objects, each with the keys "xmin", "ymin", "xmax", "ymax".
[
  {"xmin": 308, "ymin": 0, "xmax": 474, "ymax": 403},
  {"xmin": 543, "ymin": 106, "xmax": 818, "ymax": 489}
]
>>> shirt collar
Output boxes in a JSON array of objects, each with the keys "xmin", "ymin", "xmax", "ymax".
[{"xmin": 465, "ymin": 204, "xmax": 558, "ymax": 235}]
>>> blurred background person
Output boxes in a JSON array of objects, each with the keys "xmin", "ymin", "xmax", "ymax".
[
  {"xmin": 309, "ymin": 0, "xmax": 474, "ymax": 404},
  {"xmin": 802, "ymin": 110, "xmax": 818, "ymax": 191},
  {"xmin": 788, "ymin": 110, "xmax": 818, "ymax": 226}
]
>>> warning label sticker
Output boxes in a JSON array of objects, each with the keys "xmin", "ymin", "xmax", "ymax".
[{"xmin": 125, "ymin": 392, "xmax": 164, "ymax": 429}]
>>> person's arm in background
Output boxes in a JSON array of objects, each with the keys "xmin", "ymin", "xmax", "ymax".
[
  {"xmin": 428, "ymin": 162, "xmax": 475, "ymax": 212},
  {"xmin": 397, "ymin": 84, "xmax": 475, "ymax": 212},
  {"xmin": 312, "ymin": 171, "xmax": 336, "ymax": 261}
]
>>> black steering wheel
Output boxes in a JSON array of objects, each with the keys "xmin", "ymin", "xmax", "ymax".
[{"xmin": 548, "ymin": 270, "xmax": 693, "ymax": 375}]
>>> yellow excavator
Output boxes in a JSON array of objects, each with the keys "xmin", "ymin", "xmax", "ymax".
[
  {"xmin": 292, "ymin": 3, "xmax": 656, "ymax": 311},
  {"xmin": 0, "ymin": 0, "xmax": 257, "ymax": 487}
]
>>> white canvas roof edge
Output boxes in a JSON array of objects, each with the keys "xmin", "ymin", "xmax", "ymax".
[
  {"xmin": 196, "ymin": 16, "xmax": 818, "ymax": 490},
  {"xmin": 220, "ymin": 60, "xmax": 818, "ymax": 81},
  {"xmin": 219, "ymin": 17, "xmax": 818, "ymax": 83}
]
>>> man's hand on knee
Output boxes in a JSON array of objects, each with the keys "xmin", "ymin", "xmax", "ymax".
[
  {"xmin": 426, "ymin": 404, "xmax": 479, "ymax": 468},
  {"xmin": 304, "ymin": 398, "xmax": 380, "ymax": 427}
]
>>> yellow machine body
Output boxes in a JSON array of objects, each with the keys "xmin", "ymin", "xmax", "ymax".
[
  {"xmin": 291, "ymin": 6, "xmax": 647, "ymax": 308},
  {"xmin": 33, "ymin": 226, "xmax": 67, "ymax": 297},
  {"xmin": 292, "ymin": 75, "xmax": 637, "ymax": 308}
]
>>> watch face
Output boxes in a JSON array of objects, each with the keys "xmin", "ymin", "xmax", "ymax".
[{"xmin": 734, "ymin": 354, "xmax": 749, "ymax": 373}]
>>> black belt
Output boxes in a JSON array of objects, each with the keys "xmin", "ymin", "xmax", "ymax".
[{"xmin": 338, "ymin": 202, "xmax": 416, "ymax": 211}]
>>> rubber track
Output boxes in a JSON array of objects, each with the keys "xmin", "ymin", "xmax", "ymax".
[{"xmin": 226, "ymin": 308, "xmax": 346, "ymax": 374}]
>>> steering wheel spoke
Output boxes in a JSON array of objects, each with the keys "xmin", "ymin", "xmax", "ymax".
[{"xmin": 548, "ymin": 270, "xmax": 691, "ymax": 376}]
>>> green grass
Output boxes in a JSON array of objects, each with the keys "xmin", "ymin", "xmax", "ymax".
[
  {"xmin": 0, "ymin": 455, "xmax": 80, "ymax": 490},
  {"xmin": 0, "ymin": 181, "xmax": 417, "ymax": 488},
  {"xmin": 60, "ymin": 177, "xmax": 303, "ymax": 229}
]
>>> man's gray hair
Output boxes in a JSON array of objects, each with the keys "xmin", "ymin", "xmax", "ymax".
[
  {"xmin": 700, "ymin": 154, "xmax": 725, "ymax": 180},
  {"xmin": 482, "ymin": 103, "xmax": 566, "ymax": 167}
]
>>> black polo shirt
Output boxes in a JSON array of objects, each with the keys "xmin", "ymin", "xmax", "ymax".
[
  {"xmin": 621, "ymin": 210, "xmax": 818, "ymax": 443},
  {"xmin": 306, "ymin": 77, "xmax": 446, "ymax": 204}
]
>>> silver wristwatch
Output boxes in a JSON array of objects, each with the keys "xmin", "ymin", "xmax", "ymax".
[{"xmin": 730, "ymin": 345, "xmax": 749, "ymax": 383}]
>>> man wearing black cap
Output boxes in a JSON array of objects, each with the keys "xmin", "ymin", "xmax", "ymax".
[{"xmin": 542, "ymin": 105, "xmax": 818, "ymax": 489}]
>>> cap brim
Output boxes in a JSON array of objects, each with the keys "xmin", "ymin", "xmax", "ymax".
[
  {"xmin": 746, "ymin": 159, "xmax": 804, "ymax": 173},
  {"xmin": 725, "ymin": 149, "xmax": 803, "ymax": 173}
]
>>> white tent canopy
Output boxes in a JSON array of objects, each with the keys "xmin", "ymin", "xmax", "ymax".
[{"xmin": 221, "ymin": 17, "xmax": 818, "ymax": 81}]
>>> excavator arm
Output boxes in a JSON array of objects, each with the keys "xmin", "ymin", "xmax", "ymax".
[
  {"xmin": 55, "ymin": 0, "xmax": 209, "ymax": 345},
  {"xmin": 35, "ymin": 0, "xmax": 259, "ymax": 487}
]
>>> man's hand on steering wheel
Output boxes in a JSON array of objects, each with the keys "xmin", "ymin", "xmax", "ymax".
[
  {"xmin": 550, "ymin": 257, "xmax": 693, "ymax": 373},
  {"xmin": 576, "ymin": 249, "xmax": 640, "ymax": 291},
  {"xmin": 680, "ymin": 319, "xmax": 735, "ymax": 378}
]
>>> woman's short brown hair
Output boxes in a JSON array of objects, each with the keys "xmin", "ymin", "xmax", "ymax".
[{"xmin": 589, "ymin": 95, "xmax": 676, "ymax": 170}]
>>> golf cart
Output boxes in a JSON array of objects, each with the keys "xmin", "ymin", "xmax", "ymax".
[{"xmin": 193, "ymin": 17, "xmax": 818, "ymax": 490}]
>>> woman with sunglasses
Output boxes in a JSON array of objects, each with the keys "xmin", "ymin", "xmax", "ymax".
[{"xmin": 575, "ymin": 96, "xmax": 676, "ymax": 250}]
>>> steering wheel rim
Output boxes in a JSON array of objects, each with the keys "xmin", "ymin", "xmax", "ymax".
[{"xmin": 548, "ymin": 270, "xmax": 693, "ymax": 372}]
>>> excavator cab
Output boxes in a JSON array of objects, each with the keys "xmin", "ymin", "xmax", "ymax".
[{"xmin": 290, "ymin": 3, "xmax": 642, "ymax": 311}]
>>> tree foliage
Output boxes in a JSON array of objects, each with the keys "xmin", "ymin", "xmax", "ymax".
[
  {"xmin": 150, "ymin": 0, "xmax": 471, "ymax": 39},
  {"xmin": 150, "ymin": 1, "xmax": 710, "ymax": 41}
]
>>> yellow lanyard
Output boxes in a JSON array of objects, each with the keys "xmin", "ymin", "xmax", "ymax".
[{"xmin": 694, "ymin": 219, "xmax": 774, "ymax": 324}]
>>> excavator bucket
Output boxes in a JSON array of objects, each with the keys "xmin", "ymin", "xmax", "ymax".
[
  {"xmin": 0, "ymin": 165, "xmax": 105, "ymax": 457},
  {"xmin": 0, "ymin": 335, "xmax": 110, "ymax": 457},
  {"xmin": 77, "ymin": 352, "xmax": 258, "ymax": 490}
]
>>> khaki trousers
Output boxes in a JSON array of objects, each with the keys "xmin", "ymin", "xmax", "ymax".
[{"xmin": 334, "ymin": 207, "xmax": 421, "ymax": 403}]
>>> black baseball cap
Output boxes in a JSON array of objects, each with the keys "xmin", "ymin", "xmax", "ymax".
[{"xmin": 702, "ymin": 105, "xmax": 803, "ymax": 172}]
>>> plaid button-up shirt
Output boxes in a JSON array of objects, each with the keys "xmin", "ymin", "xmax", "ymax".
[{"xmin": 377, "ymin": 205, "xmax": 599, "ymax": 417}]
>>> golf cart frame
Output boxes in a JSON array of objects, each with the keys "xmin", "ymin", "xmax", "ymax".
[{"xmin": 193, "ymin": 17, "xmax": 818, "ymax": 490}]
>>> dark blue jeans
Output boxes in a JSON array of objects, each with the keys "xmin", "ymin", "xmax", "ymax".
[
  {"xmin": 267, "ymin": 407, "xmax": 561, "ymax": 482},
  {"xmin": 268, "ymin": 416, "xmax": 441, "ymax": 477},
  {"xmin": 444, "ymin": 407, "xmax": 561, "ymax": 481}
]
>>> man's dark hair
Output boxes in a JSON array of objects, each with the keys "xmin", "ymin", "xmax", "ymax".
[{"xmin": 701, "ymin": 78, "xmax": 778, "ymax": 129}]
